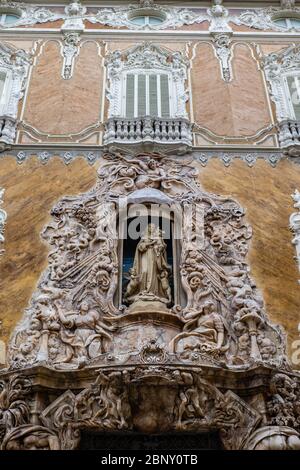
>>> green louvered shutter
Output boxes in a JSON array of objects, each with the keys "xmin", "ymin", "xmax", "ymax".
[
  {"xmin": 138, "ymin": 74, "xmax": 146, "ymax": 116},
  {"xmin": 149, "ymin": 74, "xmax": 158, "ymax": 116},
  {"xmin": 126, "ymin": 74, "xmax": 135, "ymax": 118},
  {"xmin": 160, "ymin": 74, "xmax": 170, "ymax": 118},
  {"xmin": 287, "ymin": 75, "xmax": 300, "ymax": 120}
]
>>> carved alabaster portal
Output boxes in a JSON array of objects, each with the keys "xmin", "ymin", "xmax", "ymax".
[
  {"xmin": 3, "ymin": 150, "xmax": 300, "ymax": 450},
  {"xmin": 8, "ymin": 150, "xmax": 286, "ymax": 370}
]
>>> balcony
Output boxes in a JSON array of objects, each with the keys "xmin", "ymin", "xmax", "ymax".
[
  {"xmin": 278, "ymin": 119, "xmax": 300, "ymax": 157},
  {"xmin": 104, "ymin": 116, "xmax": 193, "ymax": 150},
  {"xmin": 0, "ymin": 116, "xmax": 17, "ymax": 151}
]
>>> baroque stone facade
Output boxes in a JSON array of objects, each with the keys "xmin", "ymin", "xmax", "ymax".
[
  {"xmin": 0, "ymin": 150, "xmax": 299, "ymax": 450},
  {"xmin": 0, "ymin": 0, "xmax": 300, "ymax": 452}
]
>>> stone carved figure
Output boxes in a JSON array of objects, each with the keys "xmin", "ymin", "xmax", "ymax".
[
  {"xmin": 8, "ymin": 150, "xmax": 288, "ymax": 373},
  {"xmin": 125, "ymin": 224, "xmax": 171, "ymax": 306},
  {"xmin": 266, "ymin": 374, "xmax": 300, "ymax": 430},
  {"xmin": 171, "ymin": 301, "xmax": 227, "ymax": 358},
  {"xmin": 57, "ymin": 300, "xmax": 114, "ymax": 367}
]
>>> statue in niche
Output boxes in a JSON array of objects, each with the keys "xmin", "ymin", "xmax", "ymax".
[
  {"xmin": 56, "ymin": 300, "xmax": 114, "ymax": 367},
  {"xmin": 171, "ymin": 300, "xmax": 228, "ymax": 357},
  {"xmin": 124, "ymin": 223, "xmax": 172, "ymax": 307}
]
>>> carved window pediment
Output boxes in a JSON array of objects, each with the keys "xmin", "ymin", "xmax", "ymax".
[{"xmin": 106, "ymin": 43, "xmax": 189, "ymax": 120}]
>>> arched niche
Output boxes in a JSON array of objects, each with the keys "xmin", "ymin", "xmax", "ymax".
[{"xmin": 115, "ymin": 188, "xmax": 185, "ymax": 309}]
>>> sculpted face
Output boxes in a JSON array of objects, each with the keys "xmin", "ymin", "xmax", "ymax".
[{"xmin": 80, "ymin": 301, "xmax": 89, "ymax": 313}]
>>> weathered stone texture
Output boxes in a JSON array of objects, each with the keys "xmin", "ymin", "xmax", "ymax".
[
  {"xmin": 191, "ymin": 43, "xmax": 271, "ymax": 136},
  {"xmin": 22, "ymin": 40, "xmax": 104, "ymax": 137}
]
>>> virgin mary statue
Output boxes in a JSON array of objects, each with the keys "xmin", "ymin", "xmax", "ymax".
[{"xmin": 125, "ymin": 224, "xmax": 171, "ymax": 306}]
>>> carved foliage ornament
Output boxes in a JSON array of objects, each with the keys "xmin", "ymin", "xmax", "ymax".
[
  {"xmin": 233, "ymin": 6, "xmax": 300, "ymax": 32},
  {"xmin": 290, "ymin": 190, "xmax": 300, "ymax": 282},
  {"xmin": 0, "ymin": 187, "xmax": 6, "ymax": 255},
  {"xmin": 0, "ymin": 42, "xmax": 31, "ymax": 144},
  {"xmin": 8, "ymin": 150, "xmax": 288, "ymax": 372},
  {"xmin": 261, "ymin": 44, "xmax": 300, "ymax": 121}
]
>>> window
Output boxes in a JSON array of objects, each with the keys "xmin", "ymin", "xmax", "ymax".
[
  {"xmin": 0, "ymin": 13, "xmax": 20, "ymax": 26},
  {"xmin": 129, "ymin": 15, "xmax": 164, "ymax": 26},
  {"xmin": 124, "ymin": 72, "xmax": 170, "ymax": 118},
  {"xmin": 273, "ymin": 17, "xmax": 300, "ymax": 29},
  {"xmin": 285, "ymin": 74, "xmax": 300, "ymax": 120}
]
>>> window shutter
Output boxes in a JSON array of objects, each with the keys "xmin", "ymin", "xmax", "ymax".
[
  {"xmin": 138, "ymin": 74, "xmax": 146, "ymax": 116},
  {"xmin": 149, "ymin": 74, "xmax": 158, "ymax": 116},
  {"xmin": 160, "ymin": 74, "xmax": 170, "ymax": 118},
  {"xmin": 287, "ymin": 75, "xmax": 300, "ymax": 120},
  {"xmin": 126, "ymin": 74, "xmax": 135, "ymax": 118}
]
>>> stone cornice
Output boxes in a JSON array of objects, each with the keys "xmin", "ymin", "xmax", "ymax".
[{"xmin": 0, "ymin": 145, "xmax": 292, "ymax": 166}]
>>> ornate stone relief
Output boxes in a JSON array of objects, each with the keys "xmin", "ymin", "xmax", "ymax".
[
  {"xmin": 212, "ymin": 33, "xmax": 233, "ymax": 82},
  {"xmin": 207, "ymin": 0, "xmax": 232, "ymax": 33},
  {"xmin": 290, "ymin": 190, "xmax": 300, "ymax": 281},
  {"xmin": 0, "ymin": 148, "xmax": 285, "ymax": 167},
  {"xmin": 233, "ymin": 6, "xmax": 300, "ymax": 32},
  {"xmin": 61, "ymin": 32, "xmax": 80, "ymax": 80},
  {"xmin": 0, "ymin": 187, "xmax": 6, "ymax": 255},
  {"xmin": 61, "ymin": 1, "xmax": 86, "ymax": 32},
  {"xmin": 87, "ymin": 3, "xmax": 206, "ymax": 31},
  {"xmin": 0, "ymin": 1, "xmax": 62, "ymax": 28},
  {"xmin": 1, "ymin": 1, "xmax": 300, "ymax": 34},
  {"xmin": 106, "ymin": 42, "xmax": 189, "ymax": 119},
  {"xmin": 261, "ymin": 45, "xmax": 300, "ymax": 156},
  {"xmin": 1, "ymin": 149, "xmax": 300, "ymax": 450},
  {"xmin": 0, "ymin": 42, "xmax": 31, "ymax": 147},
  {"xmin": 7, "ymin": 150, "xmax": 288, "ymax": 371},
  {"xmin": 262, "ymin": 45, "xmax": 300, "ymax": 121}
]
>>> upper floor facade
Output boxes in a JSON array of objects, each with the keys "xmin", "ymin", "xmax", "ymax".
[{"xmin": 1, "ymin": 0, "xmax": 300, "ymax": 158}]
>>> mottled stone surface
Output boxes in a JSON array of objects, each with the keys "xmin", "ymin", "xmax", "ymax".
[
  {"xmin": 191, "ymin": 43, "xmax": 271, "ymax": 136},
  {"xmin": 22, "ymin": 41, "xmax": 104, "ymax": 138}
]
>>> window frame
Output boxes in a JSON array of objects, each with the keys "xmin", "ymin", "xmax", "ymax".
[
  {"xmin": 121, "ymin": 69, "xmax": 173, "ymax": 119},
  {"xmin": 0, "ymin": 12, "xmax": 20, "ymax": 26},
  {"xmin": 283, "ymin": 71, "xmax": 300, "ymax": 120},
  {"xmin": 0, "ymin": 68, "xmax": 12, "ymax": 115}
]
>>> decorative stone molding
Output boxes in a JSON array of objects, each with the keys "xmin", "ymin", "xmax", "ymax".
[
  {"xmin": 262, "ymin": 45, "xmax": 300, "ymax": 121},
  {"xmin": 212, "ymin": 33, "xmax": 233, "ymax": 82},
  {"xmin": 106, "ymin": 42, "xmax": 189, "ymax": 119},
  {"xmin": 87, "ymin": 3, "xmax": 206, "ymax": 31},
  {"xmin": 207, "ymin": 0, "xmax": 232, "ymax": 33},
  {"xmin": 262, "ymin": 45, "xmax": 300, "ymax": 156},
  {"xmin": 61, "ymin": 32, "xmax": 80, "ymax": 80},
  {"xmin": 290, "ymin": 190, "xmax": 300, "ymax": 281},
  {"xmin": 0, "ymin": 1, "xmax": 62, "ymax": 29},
  {"xmin": 61, "ymin": 1, "xmax": 86, "ymax": 33},
  {"xmin": 233, "ymin": 6, "xmax": 300, "ymax": 32},
  {"xmin": 0, "ymin": 187, "xmax": 6, "ymax": 255},
  {"xmin": 0, "ymin": 42, "xmax": 31, "ymax": 147},
  {"xmin": 0, "ymin": 148, "xmax": 285, "ymax": 167}
]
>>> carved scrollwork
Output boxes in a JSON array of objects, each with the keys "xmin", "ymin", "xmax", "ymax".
[
  {"xmin": 0, "ymin": 375, "xmax": 32, "ymax": 447},
  {"xmin": 8, "ymin": 150, "xmax": 288, "ymax": 373}
]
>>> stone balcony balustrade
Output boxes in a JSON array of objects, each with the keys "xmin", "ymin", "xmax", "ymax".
[
  {"xmin": 104, "ymin": 116, "xmax": 193, "ymax": 148},
  {"xmin": 278, "ymin": 119, "xmax": 300, "ymax": 157}
]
